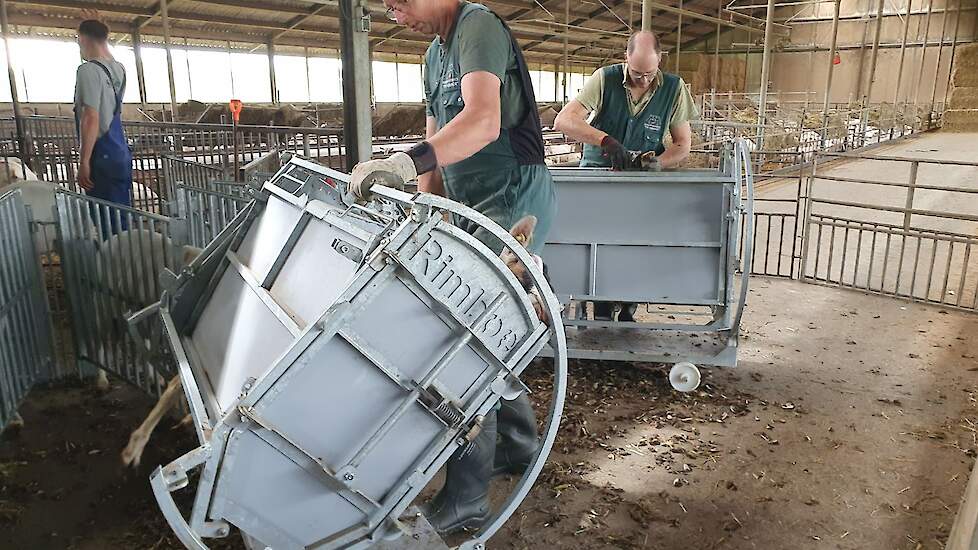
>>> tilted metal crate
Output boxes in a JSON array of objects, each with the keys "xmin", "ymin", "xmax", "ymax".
[{"xmin": 149, "ymin": 158, "xmax": 567, "ymax": 550}]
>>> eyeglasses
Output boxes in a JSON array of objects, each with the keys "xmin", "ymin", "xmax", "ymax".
[
  {"xmin": 385, "ymin": 0, "xmax": 407, "ymax": 21},
  {"xmin": 627, "ymin": 66, "xmax": 656, "ymax": 81}
]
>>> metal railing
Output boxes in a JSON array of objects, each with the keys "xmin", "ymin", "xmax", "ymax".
[
  {"xmin": 176, "ymin": 183, "xmax": 253, "ymax": 248},
  {"xmin": 55, "ymin": 190, "xmax": 190, "ymax": 396},
  {"xmin": 693, "ymin": 101, "xmax": 943, "ymax": 177},
  {"xmin": 800, "ymin": 152, "xmax": 978, "ymax": 311},
  {"xmin": 160, "ymin": 155, "xmax": 226, "ymax": 214},
  {"xmin": 0, "ymin": 190, "xmax": 53, "ymax": 428},
  {"xmin": 3, "ymin": 116, "xmax": 345, "ymax": 213}
]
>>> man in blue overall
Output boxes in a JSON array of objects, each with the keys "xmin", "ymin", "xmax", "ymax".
[
  {"xmin": 75, "ymin": 19, "xmax": 132, "ymax": 234},
  {"xmin": 349, "ymin": 0, "xmax": 557, "ymax": 535},
  {"xmin": 554, "ymin": 30, "xmax": 698, "ymax": 323}
]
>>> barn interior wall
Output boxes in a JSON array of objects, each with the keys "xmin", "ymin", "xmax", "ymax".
[{"xmin": 767, "ymin": 0, "xmax": 976, "ymax": 104}]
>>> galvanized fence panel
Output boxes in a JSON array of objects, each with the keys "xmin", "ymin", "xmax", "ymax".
[
  {"xmin": 161, "ymin": 155, "xmax": 227, "ymax": 213},
  {"xmin": 176, "ymin": 183, "xmax": 252, "ymax": 248},
  {"xmin": 11, "ymin": 116, "xmax": 345, "ymax": 214},
  {"xmin": 55, "ymin": 190, "xmax": 189, "ymax": 396},
  {"xmin": 32, "ymin": 220, "xmax": 77, "ymax": 380},
  {"xmin": 738, "ymin": 156, "xmax": 806, "ymax": 279},
  {"xmin": 801, "ymin": 153, "xmax": 978, "ymax": 311},
  {"xmin": 0, "ymin": 190, "xmax": 53, "ymax": 428}
]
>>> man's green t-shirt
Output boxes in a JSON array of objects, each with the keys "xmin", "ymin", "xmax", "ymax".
[{"xmin": 424, "ymin": 7, "xmax": 526, "ymax": 129}]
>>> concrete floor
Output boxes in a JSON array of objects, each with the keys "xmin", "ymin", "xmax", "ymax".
[
  {"xmin": 492, "ymin": 276, "xmax": 978, "ymax": 549},
  {"xmin": 750, "ymin": 132, "xmax": 978, "ymax": 308}
]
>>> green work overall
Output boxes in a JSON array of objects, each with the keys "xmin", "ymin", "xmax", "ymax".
[
  {"xmin": 424, "ymin": 2, "xmax": 556, "ymax": 255},
  {"xmin": 580, "ymin": 64, "xmax": 681, "ymax": 168}
]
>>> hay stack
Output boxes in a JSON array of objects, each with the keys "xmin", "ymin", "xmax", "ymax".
[
  {"xmin": 672, "ymin": 54, "xmax": 747, "ymax": 94},
  {"xmin": 944, "ymin": 43, "xmax": 978, "ymax": 132}
]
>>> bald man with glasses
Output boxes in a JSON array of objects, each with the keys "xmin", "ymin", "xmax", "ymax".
[
  {"xmin": 554, "ymin": 30, "xmax": 698, "ymax": 322},
  {"xmin": 555, "ymin": 30, "xmax": 698, "ymax": 172}
]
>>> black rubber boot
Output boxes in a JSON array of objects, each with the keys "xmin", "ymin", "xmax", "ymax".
[
  {"xmin": 493, "ymin": 393, "xmax": 540, "ymax": 477},
  {"xmin": 424, "ymin": 411, "xmax": 497, "ymax": 535},
  {"xmin": 618, "ymin": 302, "xmax": 638, "ymax": 322}
]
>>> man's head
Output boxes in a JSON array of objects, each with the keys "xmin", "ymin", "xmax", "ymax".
[
  {"xmin": 625, "ymin": 31, "xmax": 661, "ymax": 90},
  {"xmin": 77, "ymin": 19, "xmax": 109, "ymax": 60},
  {"xmin": 383, "ymin": 0, "xmax": 456, "ymax": 37}
]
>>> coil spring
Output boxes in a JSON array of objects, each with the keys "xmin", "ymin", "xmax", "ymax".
[{"xmin": 434, "ymin": 401, "xmax": 463, "ymax": 426}]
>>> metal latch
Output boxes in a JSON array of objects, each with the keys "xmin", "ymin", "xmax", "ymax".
[{"xmin": 332, "ymin": 238, "xmax": 363, "ymax": 262}]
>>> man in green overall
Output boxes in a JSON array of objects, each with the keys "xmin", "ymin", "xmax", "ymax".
[
  {"xmin": 554, "ymin": 30, "xmax": 698, "ymax": 323},
  {"xmin": 349, "ymin": 0, "xmax": 557, "ymax": 535}
]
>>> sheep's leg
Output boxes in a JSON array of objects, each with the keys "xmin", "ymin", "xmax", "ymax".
[
  {"xmin": 95, "ymin": 368, "xmax": 110, "ymax": 392},
  {"xmin": 120, "ymin": 374, "xmax": 182, "ymax": 468}
]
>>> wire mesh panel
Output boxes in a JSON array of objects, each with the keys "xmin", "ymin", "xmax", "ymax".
[
  {"xmin": 0, "ymin": 190, "xmax": 53, "ymax": 428},
  {"xmin": 55, "ymin": 190, "xmax": 191, "ymax": 396}
]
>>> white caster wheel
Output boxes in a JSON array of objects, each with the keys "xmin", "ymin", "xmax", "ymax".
[{"xmin": 669, "ymin": 362, "xmax": 701, "ymax": 392}]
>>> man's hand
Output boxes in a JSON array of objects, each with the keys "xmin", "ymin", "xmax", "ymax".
[
  {"xmin": 600, "ymin": 135, "xmax": 628, "ymax": 170},
  {"xmin": 630, "ymin": 151, "xmax": 661, "ymax": 172},
  {"xmin": 349, "ymin": 151, "xmax": 418, "ymax": 201},
  {"xmin": 78, "ymin": 161, "xmax": 94, "ymax": 191}
]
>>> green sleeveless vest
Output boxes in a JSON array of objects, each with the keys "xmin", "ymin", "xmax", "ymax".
[{"xmin": 580, "ymin": 65, "xmax": 681, "ymax": 168}]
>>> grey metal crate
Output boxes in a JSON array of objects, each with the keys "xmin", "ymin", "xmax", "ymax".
[
  {"xmin": 540, "ymin": 139, "xmax": 754, "ymax": 376},
  {"xmin": 150, "ymin": 159, "xmax": 567, "ymax": 550}
]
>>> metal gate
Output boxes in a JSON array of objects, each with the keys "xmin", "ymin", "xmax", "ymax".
[
  {"xmin": 55, "ymin": 190, "xmax": 189, "ymax": 396},
  {"xmin": 801, "ymin": 152, "xmax": 978, "ymax": 311},
  {"xmin": 0, "ymin": 190, "xmax": 53, "ymax": 428},
  {"xmin": 161, "ymin": 155, "xmax": 227, "ymax": 213},
  {"xmin": 175, "ymin": 183, "xmax": 252, "ymax": 248}
]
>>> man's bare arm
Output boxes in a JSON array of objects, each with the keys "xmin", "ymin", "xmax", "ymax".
[
  {"xmin": 78, "ymin": 106, "xmax": 100, "ymax": 190},
  {"xmin": 426, "ymin": 71, "xmax": 502, "ymax": 166},
  {"xmin": 658, "ymin": 121, "xmax": 692, "ymax": 168},
  {"xmin": 553, "ymin": 99, "xmax": 606, "ymax": 146}
]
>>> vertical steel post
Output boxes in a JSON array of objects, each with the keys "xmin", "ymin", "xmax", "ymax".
[
  {"xmin": 756, "ymin": 0, "xmax": 776, "ymax": 151},
  {"xmin": 675, "ymin": 0, "xmax": 683, "ymax": 73},
  {"xmin": 339, "ymin": 0, "xmax": 372, "ymax": 166},
  {"xmin": 893, "ymin": 0, "xmax": 913, "ymax": 126},
  {"xmin": 820, "ymin": 0, "xmax": 841, "ymax": 149},
  {"xmin": 132, "ymin": 28, "xmax": 148, "ymax": 106},
  {"xmin": 864, "ymin": 0, "xmax": 886, "ymax": 105},
  {"xmin": 942, "ymin": 0, "xmax": 963, "ymax": 109},
  {"xmin": 0, "ymin": 0, "xmax": 26, "ymax": 165},
  {"xmin": 563, "ymin": 0, "xmax": 569, "ymax": 103},
  {"xmin": 642, "ymin": 0, "xmax": 654, "ymax": 31},
  {"xmin": 912, "ymin": 0, "xmax": 935, "ymax": 129},
  {"xmin": 161, "ymin": 0, "xmax": 178, "ymax": 118},
  {"xmin": 713, "ymin": 1, "xmax": 721, "ymax": 90},
  {"xmin": 929, "ymin": 0, "xmax": 952, "ymax": 119},
  {"xmin": 268, "ymin": 38, "xmax": 279, "ymax": 105}
]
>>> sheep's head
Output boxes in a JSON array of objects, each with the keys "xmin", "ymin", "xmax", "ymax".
[{"xmin": 500, "ymin": 216, "xmax": 549, "ymax": 325}]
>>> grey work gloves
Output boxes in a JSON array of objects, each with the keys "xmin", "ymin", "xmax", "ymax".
[
  {"xmin": 349, "ymin": 141, "xmax": 439, "ymax": 202},
  {"xmin": 349, "ymin": 151, "xmax": 417, "ymax": 202}
]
